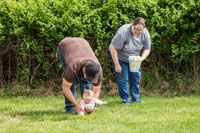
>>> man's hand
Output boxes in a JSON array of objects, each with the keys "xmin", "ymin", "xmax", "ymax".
[
  {"xmin": 75, "ymin": 104, "xmax": 84, "ymax": 114},
  {"xmin": 115, "ymin": 64, "xmax": 122, "ymax": 73}
]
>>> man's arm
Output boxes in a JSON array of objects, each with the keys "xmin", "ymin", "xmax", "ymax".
[
  {"xmin": 109, "ymin": 44, "xmax": 122, "ymax": 73},
  {"xmin": 141, "ymin": 50, "xmax": 150, "ymax": 61},
  {"xmin": 62, "ymin": 78, "xmax": 83, "ymax": 114},
  {"xmin": 92, "ymin": 84, "xmax": 101, "ymax": 99}
]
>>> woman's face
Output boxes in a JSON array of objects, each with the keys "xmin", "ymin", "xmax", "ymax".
[{"xmin": 132, "ymin": 24, "xmax": 144, "ymax": 36}]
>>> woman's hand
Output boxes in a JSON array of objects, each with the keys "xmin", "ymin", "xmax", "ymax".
[{"xmin": 115, "ymin": 64, "xmax": 122, "ymax": 73}]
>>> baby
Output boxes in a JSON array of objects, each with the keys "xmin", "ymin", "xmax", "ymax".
[{"xmin": 80, "ymin": 89, "xmax": 107, "ymax": 115}]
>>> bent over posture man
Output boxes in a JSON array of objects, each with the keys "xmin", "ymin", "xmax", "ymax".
[{"xmin": 57, "ymin": 37, "xmax": 103, "ymax": 114}]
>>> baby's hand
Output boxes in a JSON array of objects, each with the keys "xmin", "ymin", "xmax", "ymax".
[{"xmin": 102, "ymin": 101, "xmax": 108, "ymax": 104}]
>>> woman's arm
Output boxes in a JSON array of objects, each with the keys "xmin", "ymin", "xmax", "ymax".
[{"xmin": 109, "ymin": 44, "xmax": 122, "ymax": 73}]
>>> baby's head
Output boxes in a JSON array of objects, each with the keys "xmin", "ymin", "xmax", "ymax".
[{"xmin": 83, "ymin": 90, "xmax": 94, "ymax": 104}]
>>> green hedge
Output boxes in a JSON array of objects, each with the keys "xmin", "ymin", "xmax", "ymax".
[{"xmin": 0, "ymin": 0, "xmax": 199, "ymax": 92}]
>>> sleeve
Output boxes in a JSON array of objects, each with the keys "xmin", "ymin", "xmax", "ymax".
[
  {"xmin": 80, "ymin": 100, "xmax": 85, "ymax": 115},
  {"xmin": 143, "ymin": 29, "xmax": 151, "ymax": 50},
  {"xmin": 62, "ymin": 66, "xmax": 76, "ymax": 83},
  {"xmin": 80, "ymin": 100, "xmax": 85, "ymax": 110},
  {"xmin": 94, "ymin": 98, "xmax": 103, "ymax": 105},
  {"xmin": 111, "ymin": 32, "xmax": 126, "ymax": 50}
]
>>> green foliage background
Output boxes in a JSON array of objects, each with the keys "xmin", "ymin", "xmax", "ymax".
[{"xmin": 0, "ymin": 0, "xmax": 199, "ymax": 94}]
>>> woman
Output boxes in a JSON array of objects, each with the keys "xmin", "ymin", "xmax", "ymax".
[{"xmin": 109, "ymin": 17, "xmax": 151, "ymax": 103}]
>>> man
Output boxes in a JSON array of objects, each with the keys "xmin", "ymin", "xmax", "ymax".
[
  {"xmin": 109, "ymin": 17, "xmax": 151, "ymax": 103},
  {"xmin": 57, "ymin": 37, "xmax": 103, "ymax": 114}
]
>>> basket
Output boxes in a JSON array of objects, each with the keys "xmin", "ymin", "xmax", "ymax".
[{"xmin": 129, "ymin": 56, "xmax": 141, "ymax": 72}]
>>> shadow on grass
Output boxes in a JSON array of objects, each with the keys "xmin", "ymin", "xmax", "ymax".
[{"xmin": 12, "ymin": 109, "xmax": 76, "ymax": 121}]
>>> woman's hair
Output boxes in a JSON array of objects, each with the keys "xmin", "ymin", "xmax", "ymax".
[
  {"xmin": 83, "ymin": 90, "xmax": 94, "ymax": 101},
  {"xmin": 132, "ymin": 17, "xmax": 146, "ymax": 27}
]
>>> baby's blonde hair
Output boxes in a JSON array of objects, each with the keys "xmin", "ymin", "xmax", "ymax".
[{"xmin": 83, "ymin": 90, "xmax": 94, "ymax": 101}]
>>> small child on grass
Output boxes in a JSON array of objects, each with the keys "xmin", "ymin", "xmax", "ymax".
[{"xmin": 79, "ymin": 89, "xmax": 107, "ymax": 115}]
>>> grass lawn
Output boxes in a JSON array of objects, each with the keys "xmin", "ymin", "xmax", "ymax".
[{"xmin": 0, "ymin": 95, "xmax": 200, "ymax": 133}]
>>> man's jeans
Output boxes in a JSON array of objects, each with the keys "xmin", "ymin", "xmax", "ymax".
[
  {"xmin": 112, "ymin": 59, "xmax": 142, "ymax": 103},
  {"xmin": 57, "ymin": 48, "xmax": 92, "ymax": 112}
]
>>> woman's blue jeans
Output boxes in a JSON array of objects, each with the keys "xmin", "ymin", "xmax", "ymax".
[
  {"xmin": 112, "ymin": 59, "xmax": 142, "ymax": 103},
  {"xmin": 57, "ymin": 48, "xmax": 92, "ymax": 112}
]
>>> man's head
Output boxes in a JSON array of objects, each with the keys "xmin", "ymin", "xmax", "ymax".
[{"xmin": 83, "ymin": 62, "xmax": 100, "ymax": 83}]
